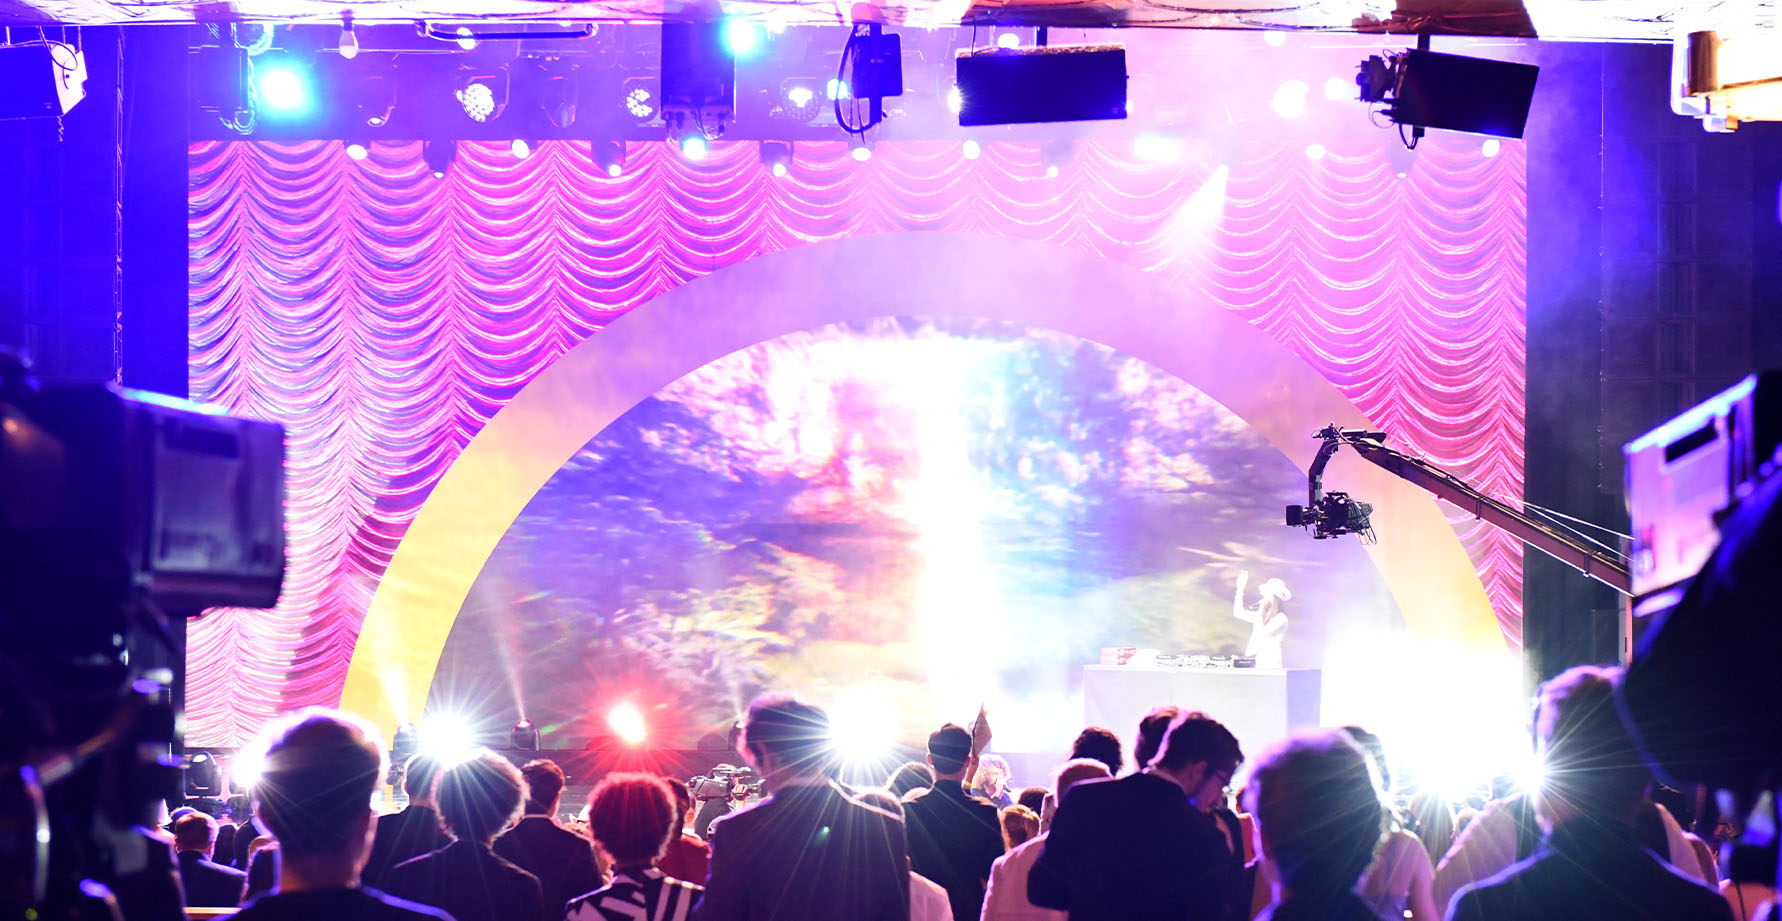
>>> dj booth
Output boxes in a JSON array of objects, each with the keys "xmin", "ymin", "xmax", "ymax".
[{"xmin": 1082, "ymin": 666, "xmax": 1322, "ymax": 772}]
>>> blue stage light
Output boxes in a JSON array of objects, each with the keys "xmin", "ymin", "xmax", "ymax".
[
  {"xmin": 254, "ymin": 60, "xmax": 313, "ymax": 117},
  {"xmin": 723, "ymin": 20, "xmax": 763, "ymax": 58}
]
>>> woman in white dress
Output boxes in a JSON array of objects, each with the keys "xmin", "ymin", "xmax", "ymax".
[{"xmin": 1232, "ymin": 570, "xmax": 1290, "ymax": 669}]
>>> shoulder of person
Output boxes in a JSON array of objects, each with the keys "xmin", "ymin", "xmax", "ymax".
[{"xmin": 371, "ymin": 888, "xmax": 460, "ymax": 920}]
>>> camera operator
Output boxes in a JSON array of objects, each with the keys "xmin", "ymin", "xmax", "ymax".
[{"xmin": 690, "ymin": 766, "xmax": 761, "ymax": 840}]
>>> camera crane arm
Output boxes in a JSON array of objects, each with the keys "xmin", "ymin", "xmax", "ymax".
[{"xmin": 1300, "ymin": 424, "xmax": 1632, "ymax": 595}]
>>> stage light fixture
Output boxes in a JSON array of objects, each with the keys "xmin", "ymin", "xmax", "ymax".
[
  {"xmin": 419, "ymin": 715, "xmax": 477, "ymax": 766},
  {"xmin": 607, "ymin": 702, "xmax": 648, "ymax": 746},
  {"xmin": 355, "ymin": 71, "xmax": 396, "ymax": 127},
  {"xmin": 0, "ymin": 40, "xmax": 87, "ymax": 118},
  {"xmin": 1674, "ymin": 29, "xmax": 1782, "ymax": 131},
  {"xmin": 1357, "ymin": 48, "xmax": 1539, "ymax": 140},
  {"xmin": 622, "ymin": 78, "xmax": 658, "ymax": 122},
  {"xmin": 511, "ymin": 718, "xmax": 540, "ymax": 751},
  {"xmin": 661, "ymin": 21, "xmax": 735, "ymax": 142},
  {"xmin": 759, "ymin": 139, "xmax": 792, "ymax": 177},
  {"xmin": 723, "ymin": 20, "xmax": 764, "ymax": 58},
  {"xmin": 946, "ymin": 85, "xmax": 964, "ymax": 114},
  {"xmin": 996, "ymin": 32, "xmax": 1020, "ymax": 49},
  {"xmin": 229, "ymin": 747, "xmax": 264, "ymax": 793},
  {"xmin": 827, "ymin": 77, "xmax": 850, "ymax": 101},
  {"xmin": 1481, "ymin": 138, "xmax": 1501, "ymax": 158},
  {"xmin": 680, "ymin": 134, "xmax": 708, "ymax": 159},
  {"xmin": 456, "ymin": 72, "xmax": 506, "ymax": 123},
  {"xmin": 337, "ymin": 16, "xmax": 359, "ymax": 60},
  {"xmin": 541, "ymin": 65, "xmax": 578, "ymax": 129},
  {"xmin": 849, "ymin": 135, "xmax": 871, "ymax": 162},
  {"xmin": 1264, "ymin": 30, "xmax": 1287, "ymax": 48},
  {"xmin": 1305, "ymin": 142, "xmax": 1326, "ymax": 160},
  {"xmin": 777, "ymin": 77, "xmax": 822, "ymax": 122},
  {"xmin": 185, "ymin": 750, "xmax": 224, "ymax": 797},
  {"xmin": 511, "ymin": 138, "xmax": 533, "ymax": 159},
  {"xmin": 591, "ymin": 139, "xmax": 625, "ymax": 177},
  {"xmin": 1042, "ymin": 138, "xmax": 1073, "ymax": 178},
  {"xmin": 345, "ymin": 140, "xmax": 370, "ymax": 160},
  {"xmin": 1270, "ymin": 79, "xmax": 1309, "ymax": 120},
  {"xmin": 424, "ymin": 139, "xmax": 457, "ymax": 178},
  {"xmin": 955, "ymin": 43, "xmax": 1126, "ymax": 126},
  {"xmin": 1324, "ymin": 75, "xmax": 1353, "ymax": 101},
  {"xmin": 253, "ymin": 58, "xmax": 314, "ymax": 117},
  {"xmin": 1133, "ymin": 134, "xmax": 1183, "ymax": 163},
  {"xmin": 962, "ymin": 138, "xmax": 981, "ymax": 160},
  {"xmin": 454, "ymin": 26, "xmax": 478, "ymax": 51}
]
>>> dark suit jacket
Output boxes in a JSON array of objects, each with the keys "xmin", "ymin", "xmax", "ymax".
[
  {"xmin": 493, "ymin": 816, "xmax": 607, "ymax": 918},
  {"xmin": 690, "ymin": 780, "xmax": 910, "ymax": 921},
  {"xmin": 177, "ymin": 849, "xmax": 248, "ymax": 908},
  {"xmin": 901, "ymin": 780, "xmax": 1005, "ymax": 921},
  {"xmin": 232, "ymin": 817, "xmax": 268, "ymax": 870},
  {"xmin": 363, "ymin": 805, "xmax": 452, "ymax": 890},
  {"xmin": 1028, "ymin": 772, "xmax": 1233, "ymax": 921},
  {"xmin": 1446, "ymin": 821, "xmax": 1735, "ymax": 921},
  {"xmin": 384, "ymin": 839, "xmax": 549, "ymax": 921}
]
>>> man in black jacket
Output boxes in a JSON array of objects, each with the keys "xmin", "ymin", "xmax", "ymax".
[
  {"xmin": 172, "ymin": 812, "xmax": 249, "ymax": 907},
  {"xmin": 691, "ymin": 695, "xmax": 910, "ymax": 921},
  {"xmin": 1029, "ymin": 711, "xmax": 1242, "ymax": 921},
  {"xmin": 902, "ymin": 723, "xmax": 1005, "ymax": 921},
  {"xmin": 1446, "ymin": 667, "xmax": 1733, "ymax": 921},
  {"xmin": 383, "ymin": 751, "xmax": 547, "ymax": 921},
  {"xmin": 363, "ymin": 754, "xmax": 451, "ymax": 890},
  {"xmin": 493, "ymin": 759, "xmax": 607, "ymax": 918}
]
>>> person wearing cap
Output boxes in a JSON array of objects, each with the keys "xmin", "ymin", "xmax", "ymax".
[{"xmin": 1233, "ymin": 571, "xmax": 1291, "ymax": 669}]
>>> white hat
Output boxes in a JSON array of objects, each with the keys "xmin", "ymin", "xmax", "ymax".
[{"xmin": 1258, "ymin": 578, "xmax": 1292, "ymax": 602}]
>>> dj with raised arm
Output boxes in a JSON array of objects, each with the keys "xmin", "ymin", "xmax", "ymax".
[{"xmin": 1233, "ymin": 570, "xmax": 1291, "ymax": 669}]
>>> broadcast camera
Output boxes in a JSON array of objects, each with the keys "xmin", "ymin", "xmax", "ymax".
[
  {"xmin": 689, "ymin": 764, "xmax": 763, "ymax": 801},
  {"xmin": 1285, "ymin": 491, "xmax": 1375, "ymax": 540},
  {"xmin": 0, "ymin": 348, "xmax": 285, "ymax": 919}
]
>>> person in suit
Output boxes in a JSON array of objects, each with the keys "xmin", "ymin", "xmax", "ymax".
[
  {"xmin": 690, "ymin": 695, "xmax": 911, "ymax": 921},
  {"xmin": 1446, "ymin": 667, "xmax": 1735, "ymax": 921},
  {"xmin": 1029, "ymin": 711, "xmax": 1242, "ymax": 921},
  {"xmin": 383, "ymin": 750, "xmax": 548, "ymax": 921},
  {"xmin": 493, "ymin": 759, "xmax": 607, "ymax": 919},
  {"xmin": 362, "ymin": 754, "xmax": 451, "ymax": 890},
  {"xmin": 567, "ymin": 773, "xmax": 703, "ymax": 921},
  {"xmin": 172, "ymin": 811, "xmax": 249, "ymax": 907},
  {"xmin": 903, "ymin": 723, "xmax": 1006, "ymax": 921},
  {"xmin": 1243, "ymin": 731, "xmax": 1391, "ymax": 921},
  {"xmin": 229, "ymin": 708, "xmax": 453, "ymax": 921}
]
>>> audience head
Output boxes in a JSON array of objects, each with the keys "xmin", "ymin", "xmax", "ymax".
[
  {"xmin": 1017, "ymin": 786, "xmax": 1048, "ymax": 816},
  {"xmin": 1135, "ymin": 706, "xmax": 1182, "ymax": 771},
  {"xmin": 437, "ymin": 750, "xmax": 527, "ymax": 845},
  {"xmin": 668, "ymin": 779, "xmax": 694, "ymax": 833},
  {"xmin": 403, "ymin": 753, "xmax": 444, "ymax": 804},
  {"xmin": 244, "ymin": 841, "xmax": 279, "ymax": 901},
  {"xmin": 1153, "ymin": 712, "xmax": 1243, "ymax": 811},
  {"xmin": 1000, "ymin": 804, "xmax": 1040, "ymax": 849},
  {"xmin": 1070, "ymin": 726, "xmax": 1124, "ymax": 777},
  {"xmin": 927, "ymin": 723, "xmax": 975, "ymax": 780},
  {"xmin": 887, "ymin": 761, "xmax": 935, "ymax": 799},
  {"xmin": 1043, "ymin": 757, "xmax": 1114, "ymax": 831},
  {"xmin": 587, "ymin": 773, "xmax": 678, "ymax": 869},
  {"xmin": 1244, "ymin": 730, "xmax": 1386, "ymax": 900},
  {"xmin": 977, "ymin": 754, "xmax": 1011, "ymax": 792},
  {"xmin": 742, "ymin": 695, "xmax": 833, "ymax": 781},
  {"xmin": 855, "ymin": 789, "xmax": 904, "ymax": 817},
  {"xmin": 251, "ymin": 708, "xmax": 386, "ymax": 865},
  {"xmin": 1339, "ymin": 726, "xmax": 1391, "ymax": 793},
  {"xmin": 1532, "ymin": 665, "xmax": 1650, "ymax": 830},
  {"xmin": 520, "ymin": 759, "xmax": 568, "ymax": 816},
  {"xmin": 173, "ymin": 812, "xmax": 219, "ymax": 855}
]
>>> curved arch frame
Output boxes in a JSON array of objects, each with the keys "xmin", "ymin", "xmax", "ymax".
[{"xmin": 339, "ymin": 233, "xmax": 1502, "ymax": 734}]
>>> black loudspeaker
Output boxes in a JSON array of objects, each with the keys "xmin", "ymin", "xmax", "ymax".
[
  {"xmin": 0, "ymin": 42, "xmax": 86, "ymax": 119},
  {"xmin": 1388, "ymin": 50, "xmax": 1539, "ymax": 138},
  {"xmin": 955, "ymin": 44, "xmax": 1126, "ymax": 127}
]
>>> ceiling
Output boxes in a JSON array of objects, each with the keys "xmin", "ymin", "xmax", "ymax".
[{"xmin": 0, "ymin": 0, "xmax": 1771, "ymax": 42}]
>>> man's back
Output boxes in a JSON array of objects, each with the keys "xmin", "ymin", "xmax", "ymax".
[
  {"xmin": 384, "ymin": 839, "xmax": 548, "ymax": 921},
  {"xmin": 691, "ymin": 781, "xmax": 911, "ymax": 921},
  {"xmin": 1446, "ymin": 822, "xmax": 1734, "ymax": 921},
  {"xmin": 1028, "ymin": 772, "xmax": 1232, "ymax": 921},
  {"xmin": 902, "ymin": 781, "xmax": 1005, "ymax": 921},
  {"xmin": 493, "ymin": 816, "xmax": 607, "ymax": 916},
  {"xmin": 363, "ymin": 806, "xmax": 452, "ymax": 889},
  {"xmin": 176, "ymin": 849, "xmax": 248, "ymax": 908},
  {"xmin": 233, "ymin": 887, "xmax": 455, "ymax": 921}
]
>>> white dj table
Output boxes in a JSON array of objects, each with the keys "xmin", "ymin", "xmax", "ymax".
[{"xmin": 1081, "ymin": 666, "xmax": 1322, "ymax": 773}]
